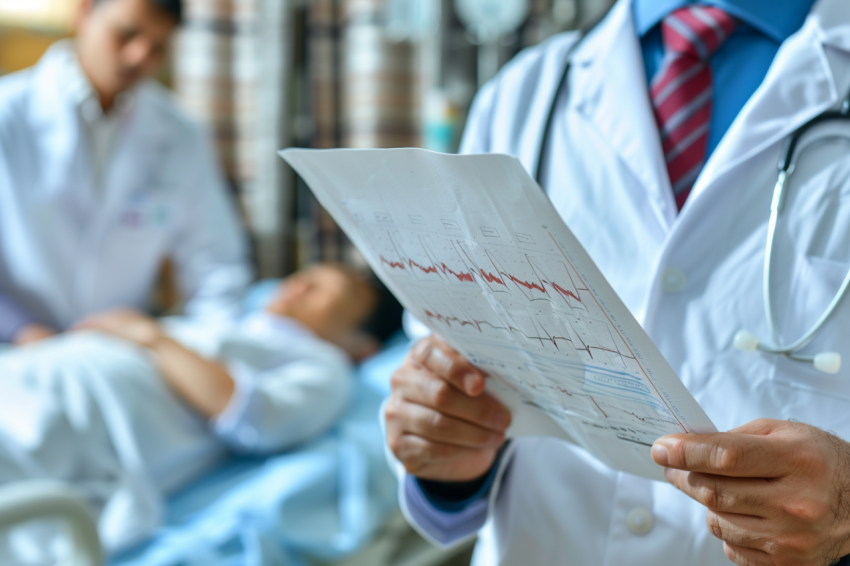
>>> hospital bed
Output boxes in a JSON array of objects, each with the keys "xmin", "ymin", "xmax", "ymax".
[{"xmin": 0, "ymin": 287, "xmax": 474, "ymax": 566}]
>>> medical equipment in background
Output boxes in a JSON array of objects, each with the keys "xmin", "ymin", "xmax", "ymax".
[
  {"xmin": 0, "ymin": 481, "xmax": 102, "ymax": 566},
  {"xmin": 733, "ymin": 84, "xmax": 850, "ymax": 375},
  {"xmin": 453, "ymin": 0, "xmax": 530, "ymax": 85}
]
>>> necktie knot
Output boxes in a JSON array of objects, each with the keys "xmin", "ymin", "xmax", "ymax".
[{"xmin": 662, "ymin": 6, "xmax": 737, "ymax": 61}]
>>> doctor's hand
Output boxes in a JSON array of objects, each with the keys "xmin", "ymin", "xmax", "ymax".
[
  {"xmin": 653, "ymin": 419, "xmax": 850, "ymax": 566},
  {"xmin": 72, "ymin": 309, "xmax": 164, "ymax": 348},
  {"xmin": 385, "ymin": 335, "xmax": 512, "ymax": 481},
  {"xmin": 13, "ymin": 323, "xmax": 58, "ymax": 346}
]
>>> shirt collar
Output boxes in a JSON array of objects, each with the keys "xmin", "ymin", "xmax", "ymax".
[
  {"xmin": 632, "ymin": 0, "xmax": 816, "ymax": 43},
  {"xmin": 53, "ymin": 40, "xmax": 136, "ymax": 123}
]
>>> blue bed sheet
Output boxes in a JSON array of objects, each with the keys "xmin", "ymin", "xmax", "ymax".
[{"xmin": 110, "ymin": 334, "xmax": 411, "ymax": 566}]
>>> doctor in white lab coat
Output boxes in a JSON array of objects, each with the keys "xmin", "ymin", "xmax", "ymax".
[
  {"xmin": 0, "ymin": 0, "xmax": 250, "ymax": 345},
  {"xmin": 385, "ymin": 0, "xmax": 850, "ymax": 564}
]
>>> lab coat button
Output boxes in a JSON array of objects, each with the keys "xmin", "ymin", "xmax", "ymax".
[
  {"xmin": 661, "ymin": 268, "xmax": 687, "ymax": 293},
  {"xmin": 626, "ymin": 507, "xmax": 654, "ymax": 536}
]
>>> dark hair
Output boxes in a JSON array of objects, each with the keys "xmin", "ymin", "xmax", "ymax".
[
  {"xmin": 95, "ymin": 0, "xmax": 183, "ymax": 24},
  {"xmin": 360, "ymin": 276, "xmax": 404, "ymax": 343}
]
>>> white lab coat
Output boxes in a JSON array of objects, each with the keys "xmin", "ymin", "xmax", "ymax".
[
  {"xmin": 0, "ymin": 43, "xmax": 251, "ymax": 330},
  {"xmin": 399, "ymin": 0, "xmax": 850, "ymax": 564},
  {"xmin": 0, "ymin": 313, "xmax": 353, "ymax": 560}
]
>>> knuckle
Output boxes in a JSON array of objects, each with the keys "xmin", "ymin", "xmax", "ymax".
[
  {"xmin": 700, "ymin": 480, "xmax": 724, "ymax": 510},
  {"xmin": 386, "ymin": 432, "xmax": 403, "ymax": 456},
  {"xmin": 706, "ymin": 512, "xmax": 725, "ymax": 541},
  {"xmin": 780, "ymin": 497, "xmax": 825, "ymax": 524},
  {"xmin": 410, "ymin": 338, "xmax": 435, "ymax": 365},
  {"xmin": 774, "ymin": 532, "xmax": 819, "ymax": 557},
  {"xmin": 427, "ymin": 411, "xmax": 452, "ymax": 436},
  {"xmin": 430, "ymin": 380, "xmax": 455, "ymax": 409},
  {"xmin": 389, "ymin": 368, "xmax": 407, "ymax": 390},
  {"xmin": 713, "ymin": 443, "xmax": 742, "ymax": 474}
]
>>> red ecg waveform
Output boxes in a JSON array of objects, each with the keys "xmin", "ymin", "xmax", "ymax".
[
  {"xmin": 423, "ymin": 310, "xmax": 481, "ymax": 331},
  {"xmin": 478, "ymin": 269, "xmax": 504, "ymax": 285},
  {"xmin": 380, "ymin": 256, "xmax": 405, "ymax": 269},
  {"xmin": 380, "ymin": 255, "xmax": 473, "ymax": 282},
  {"xmin": 550, "ymin": 281, "xmax": 581, "ymax": 302},
  {"xmin": 507, "ymin": 274, "xmax": 547, "ymax": 294}
]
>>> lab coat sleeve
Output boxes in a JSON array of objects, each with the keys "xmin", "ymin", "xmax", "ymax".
[
  {"xmin": 213, "ymin": 344, "xmax": 354, "ymax": 453},
  {"xmin": 0, "ymin": 291, "xmax": 37, "ymax": 343},
  {"xmin": 397, "ymin": 441, "xmax": 518, "ymax": 548},
  {"xmin": 171, "ymin": 125, "xmax": 252, "ymax": 323}
]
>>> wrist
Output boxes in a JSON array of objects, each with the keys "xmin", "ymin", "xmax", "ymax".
[{"xmin": 13, "ymin": 323, "xmax": 57, "ymax": 346}]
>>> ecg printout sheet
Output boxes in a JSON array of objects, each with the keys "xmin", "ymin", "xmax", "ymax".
[{"xmin": 280, "ymin": 148, "xmax": 716, "ymax": 481}]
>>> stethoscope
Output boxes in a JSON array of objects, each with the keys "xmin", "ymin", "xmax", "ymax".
[
  {"xmin": 535, "ymin": 40, "xmax": 850, "ymax": 375},
  {"xmin": 733, "ymin": 84, "xmax": 850, "ymax": 375}
]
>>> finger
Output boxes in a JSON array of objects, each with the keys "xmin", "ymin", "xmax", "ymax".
[
  {"xmin": 391, "ymin": 433, "xmax": 500, "ymax": 481},
  {"xmin": 393, "ymin": 364, "xmax": 511, "ymax": 431},
  {"xmin": 397, "ymin": 401, "xmax": 505, "ymax": 449},
  {"xmin": 663, "ymin": 469, "xmax": 771, "ymax": 517},
  {"xmin": 652, "ymin": 432, "xmax": 792, "ymax": 477},
  {"xmin": 722, "ymin": 542, "xmax": 773, "ymax": 566},
  {"xmin": 704, "ymin": 510, "xmax": 771, "ymax": 552},
  {"xmin": 409, "ymin": 337, "xmax": 485, "ymax": 396}
]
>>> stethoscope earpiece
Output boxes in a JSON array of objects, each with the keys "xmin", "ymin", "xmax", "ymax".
[{"xmin": 734, "ymin": 329, "xmax": 841, "ymax": 375}]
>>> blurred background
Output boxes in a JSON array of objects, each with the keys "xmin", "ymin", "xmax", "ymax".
[{"xmin": 0, "ymin": 0, "xmax": 613, "ymax": 283}]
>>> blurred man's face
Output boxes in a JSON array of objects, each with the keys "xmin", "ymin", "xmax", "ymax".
[
  {"xmin": 74, "ymin": 0, "xmax": 177, "ymax": 109},
  {"xmin": 266, "ymin": 265, "xmax": 377, "ymax": 341}
]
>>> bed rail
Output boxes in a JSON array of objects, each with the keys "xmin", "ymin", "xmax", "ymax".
[{"xmin": 0, "ymin": 480, "xmax": 102, "ymax": 566}]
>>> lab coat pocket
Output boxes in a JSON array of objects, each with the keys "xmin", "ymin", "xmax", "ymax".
[{"xmin": 769, "ymin": 255, "xmax": 850, "ymax": 402}]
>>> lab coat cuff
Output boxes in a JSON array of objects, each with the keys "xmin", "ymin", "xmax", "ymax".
[
  {"xmin": 402, "ymin": 474, "xmax": 490, "ymax": 546},
  {"xmin": 211, "ymin": 361, "xmax": 263, "ymax": 452},
  {"xmin": 399, "ymin": 441, "xmax": 516, "ymax": 547},
  {"xmin": 414, "ymin": 441, "xmax": 509, "ymax": 513}
]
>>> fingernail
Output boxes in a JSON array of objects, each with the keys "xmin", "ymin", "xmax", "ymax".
[
  {"xmin": 664, "ymin": 467, "xmax": 675, "ymax": 483},
  {"xmin": 651, "ymin": 443, "xmax": 669, "ymax": 466},
  {"xmin": 464, "ymin": 372, "xmax": 482, "ymax": 394}
]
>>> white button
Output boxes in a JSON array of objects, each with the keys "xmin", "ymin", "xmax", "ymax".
[
  {"xmin": 626, "ymin": 507, "xmax": 654, "ymax": 536},
  {"xmin": 661, "ymin": 267, "xmax": 687, "ymax": 293}
]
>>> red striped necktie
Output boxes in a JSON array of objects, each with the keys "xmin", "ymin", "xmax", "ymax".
[{"xmin": 650, "ymin": 6, "xmax": 737, "ymax": 210}]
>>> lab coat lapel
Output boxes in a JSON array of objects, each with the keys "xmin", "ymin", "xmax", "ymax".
[
  {"xmin": 569, "ymin": 0, "xmax": 677, "ymax": 230},
  {"xmin": 683, "ymin": 0, "xmax": 849, "ymax": 212},
  {"xmin": 28, "ymin": 47, "xmax": 96, "ymax": 208},
  {"xmin": 100, "ymin": 90, "xmax": 162, "ymax": 218}
]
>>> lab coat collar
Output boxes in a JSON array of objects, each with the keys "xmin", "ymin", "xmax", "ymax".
[
  {"xmin": 570, "ymin": 0, "xmax": 678, "ymax": 229},
  {"xmin": 684, "ymin": 0, "xmax": 850, "ymax": 210},
  {"xmin": 633, "ymin": 0, "xmax": 815, "ymax": 44},
  {"xmin": 29, "ymin": 41, "xmax": 137, "ymax": 131}
]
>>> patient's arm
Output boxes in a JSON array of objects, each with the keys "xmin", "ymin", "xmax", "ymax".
[
  {"xmin": 0, "ymin": 292, "xmax": 57, "ymax": 345},
  {"xmin": 73, "ymin": 309, "xmax": 234, "ymax": 417}
]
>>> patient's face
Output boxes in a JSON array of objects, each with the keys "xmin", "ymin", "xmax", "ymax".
[
  {"xmin": 75, "ymin": 0, "xmax": 177, "ymax": 105},
  {"xmin": 266, "ymin": 265, "xmax": 376, "ymax": 341}
]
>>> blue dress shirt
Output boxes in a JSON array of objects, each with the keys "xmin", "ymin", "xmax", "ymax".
[{"xmin": 634, "ymin": 0, "xmax": 815, "ymax": 156}]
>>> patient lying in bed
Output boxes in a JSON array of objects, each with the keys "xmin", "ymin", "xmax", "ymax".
[{"xmin": 0, "ymin": 264, "xmax": 379, "ymax": 559}]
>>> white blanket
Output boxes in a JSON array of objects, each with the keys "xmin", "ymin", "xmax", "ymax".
[{"xmin": 0, "ymin": 333, "xmax": 223, "ymax": 564}]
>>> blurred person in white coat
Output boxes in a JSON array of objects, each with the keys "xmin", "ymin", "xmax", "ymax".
[
  {"xmin": 0, "ymin": 0, "xmax": 250, "ymax": 346},
  {"xmin": 384, "ymin": 0, "xmax": 850, "ymax": 565}
]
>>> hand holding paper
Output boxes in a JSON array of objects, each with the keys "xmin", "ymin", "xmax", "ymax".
[{"xmin": 280, "ymin": 147, "xmax": 715, "ymax": 480}]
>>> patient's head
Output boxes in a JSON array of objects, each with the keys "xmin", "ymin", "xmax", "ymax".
[
  {"xmin": 74, "ymin": 0, "xmax": 182, "ymax": 110},
  {"xmin": 266, "ymin": 264, "xmax": 379, "ymax": 347}
]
